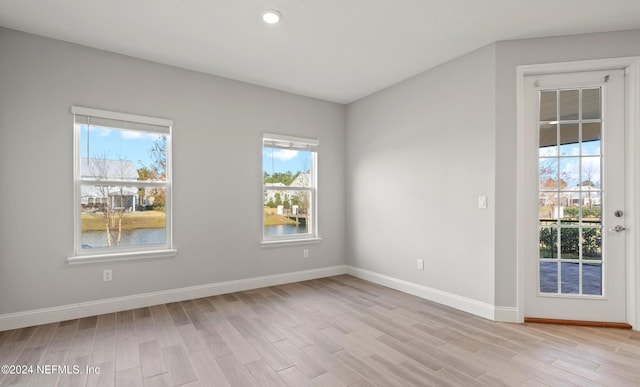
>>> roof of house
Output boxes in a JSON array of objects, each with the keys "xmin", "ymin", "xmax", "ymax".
[
  {"xmin": 81, "ymin": 158, "xmax": 138, "ymax": 180},
  {"xmin": 290, "ymin": 173, "xmax": 310, "ymax": 187}
]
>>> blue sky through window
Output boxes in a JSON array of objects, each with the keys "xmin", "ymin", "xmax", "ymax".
[
  {"xmin": 79, "ymin": 125, "xmax": 163, "ymax": 169},
  {"xmin": 540, "ymin": 140, "xmax": 602, "ymax": 189},
  {"xmin": 263, "ymin": 147, "xmax": 312, "ymax": 175}
]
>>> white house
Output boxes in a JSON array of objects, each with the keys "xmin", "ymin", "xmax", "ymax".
[
  {"xmin": 289, "ymin": 172, "xmax": 310, "ymax": 187},
  {"xmin": 263, "ymin": 182, "xmax": 285, "ymax": 205},
  {"xmin": 80, "ymin": 157, "xmax": 139, "ymax": 211}
]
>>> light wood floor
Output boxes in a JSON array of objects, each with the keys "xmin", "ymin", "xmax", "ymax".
[{"xmin": 1, "ymin": 275, "xmax": 640, "ymax": 386}]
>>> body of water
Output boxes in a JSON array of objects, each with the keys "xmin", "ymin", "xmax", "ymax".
[
  {"xmin": 82, "ymin": 228, "xmax": 165, "ymax": 248},
  {"xmin": 83, "ymin": 224, "xmax": 306, "ymax": 248},
  {"xmin": 264, "ymin": 224, "xmax": 308, "ymax": 237}
]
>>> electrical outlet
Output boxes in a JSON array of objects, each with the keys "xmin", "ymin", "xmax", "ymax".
[
  {"xmin": 417, "ymin": 259, "xmax": 424, "ymax": 271},
  {"xmin": 103, "ymin": 269, "xmax": 112, "ymax": 282},
  {"xmin": 303, "ymin": 249, "xmax": 309, "ymax": 258}
]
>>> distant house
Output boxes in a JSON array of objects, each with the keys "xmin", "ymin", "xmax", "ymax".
[
  {"xmin": 263, "ymin": 182, "xmax": 286, "ymax": 205},
  {"xmin": 566, "ymin": 185, "xmax": 601, "ymax": 207},
  {"xmin": 290, "ymin": 172, "xmax": 310, "ymax": 187},
  {"xmin": 80, "ymin": 158, "xmax": 139, "ymax": 212},
  {"xmin": 539, "ymin": 184, "xmax": 602, "ymax": 220},
  {"xmin": 263, "ymin": 173, "xmax": 311, "ymax": 214}
]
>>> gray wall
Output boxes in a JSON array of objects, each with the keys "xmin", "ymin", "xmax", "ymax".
[
  {"xmin": 0, "ymin": 28, "xmax": 346, "ymax": 315},
  {"xmin": 346, "ymin": 45, "xmax": 497, "ymax": 304},
  {"xmin": 347, "ymin": 28, "xmax": 640, "ymax": 311}
]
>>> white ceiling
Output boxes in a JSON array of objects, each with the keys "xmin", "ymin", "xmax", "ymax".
[{"xmin": 1, "ymin": 0, "xmax": 640, "ymax": 104}]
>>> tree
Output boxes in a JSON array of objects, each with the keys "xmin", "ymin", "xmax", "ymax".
[
  {"xmin": 141, "ymin": 136, "xmax": 167, "ymax": 209},
  {"xmin": 540, "ymin": 227, "xmax": 557, "ymax": 258},
  {"xmin": 263, "ymin": 171, "xmax": 298, "ymax": 186},
  {"xmin": 539, "ymin": 159, "xmax": 572, "ymax": 214},
  {"xmin": 137, "ymin": 167, "xmax": 157, "ymax": 209},
  {"xmin": 89, "ymin": 153, "xmax": 131, "ymax": 247},
  {"xmin": 149, "ymin": 136, "xmax": 167, "ymax": 177},
  {"xmin": 581, "ymin": 163, "xmax": 597, "ymax": 209}
]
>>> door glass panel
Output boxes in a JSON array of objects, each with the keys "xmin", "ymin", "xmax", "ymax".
[
  {"xmin": 540, "ymin": 261, "xmax": 558, "ymax": 293},
  {"xmin": 582, "ymin": 88, "xmax": 601, "ymax": 120},
  {"xmin": 562, "ymin": 201, "xmax": 578, "ymax": 221},
  {"xmin": 581, "ymin": 227, "xmax": 602, "ymax": 260},
  {"xmin": 540, "ymin": 91, "xmax": 557, "ymax": 121},
  {"xmin": 559, "ymin": 124, "xmax": 579, "ymax": 155},
  {"xmin": 581, "ymin": 156, "xmax": 601, "ymax": 188},
  {"xmin": 539, "ymin": 159, "xmax": 558, "ymax": 191},
  {"xmin": 539, "ymin": 227, "xmax": 558, "ymax": 258},
  {"xmin": 559, "ymin": 89, "xmax": 579, "ymax": 120},
  {"xmin": 537, "ymin": 86, "xmax": 604, "ymax": 296},
  {"xmin": 539, "ymin": 192, "xmax": 559, "ymax": 221},
  {"xmin": 582, "ymin": 263, "xmax": 602, "ymax": 295},
  {"xmin": 561, "ymin": 262, "xmax": 580, "ymax": 294},
  {"xmin": 559, "ymin": 157, "xmax": 580, "ymax": 187},
  {"xmin": 580, "ymin": 192, "xmax": 601, "ymax": 221},
  {"xmin": 560, "ymin": 227, "xmax": 579, "ymax": 260},
  {"xmin": 539, "ymin": 124, "xmax": 557, "ymax": 156},
  {"xmin": 582, "ymin": 123, "xmax": 601, "ymax": 155}
]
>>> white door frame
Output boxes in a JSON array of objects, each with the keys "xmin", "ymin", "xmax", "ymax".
[{"xmin": 516, "ymin": 57, "xmax": 640, "ymax": 330}]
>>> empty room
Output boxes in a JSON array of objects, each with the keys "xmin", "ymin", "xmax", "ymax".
[{"xmin": 1, "ymin": 1, "xmax": 640, "ymax": 386}]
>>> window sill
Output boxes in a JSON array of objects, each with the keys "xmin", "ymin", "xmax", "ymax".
[
  {"xmin": 260, "ymin": 237, "xmax": 322, "ymax": 248},
  {"xmin": 67, "ymin": 249, "xmax": 178, "ymax": 265}
]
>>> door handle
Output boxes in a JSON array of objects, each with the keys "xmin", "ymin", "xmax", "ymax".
[{"xmin": 609, "ymin": 225, "xmax": 626, "ymax": 232}]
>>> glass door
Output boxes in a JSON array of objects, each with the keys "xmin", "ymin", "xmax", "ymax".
[{"xmin": 524, "ymin": 70, "xmax": 626, "ymax": 323}]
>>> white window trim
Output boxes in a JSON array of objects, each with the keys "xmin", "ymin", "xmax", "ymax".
[
  {"xmin": 262, "ymin": 133, "xmax": 320, "ymax": 245},
  {"xmin": 67, "ymin": 249, "xmax": 178, "ymax": 265},
  {"xmin": 68, "ymin": 106, "xmax": 175, "ymax": 264},
  {"xmin": 260, "ymin": 238, "xmax": 322, "ymax": 248}
]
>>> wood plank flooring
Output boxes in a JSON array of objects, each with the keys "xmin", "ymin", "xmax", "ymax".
[{"xmin": 1, "ymin": 275, "xmax": 640, "ymax": 386}]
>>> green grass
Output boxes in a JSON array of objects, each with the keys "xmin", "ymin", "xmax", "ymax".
[
  {"xmin": 263, "ymin": 208, "xmax": 297, "ymax": 226},
  {"xmin": 81, "ymin": 210, "xmax": 166, "ymax": 231}
]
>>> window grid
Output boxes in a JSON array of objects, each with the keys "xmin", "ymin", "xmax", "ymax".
[{"xmin": 537, "ymin": 88, "xmax": 604, "ymax": 296}]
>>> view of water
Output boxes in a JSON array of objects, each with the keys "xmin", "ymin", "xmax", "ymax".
[
  {"xmin": 83, "ymin": 224, "xmax": 306, "ymax": 248},
  {"xmin": 81, "ymin": 228, "xmax": 165, "ymax": 248},
  {"xmin": 264, "ymin": 224, "xmax": 308, "ymax": 237}
]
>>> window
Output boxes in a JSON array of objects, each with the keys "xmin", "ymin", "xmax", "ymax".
[
  {"xmin": 537, "ymin": 88, "xmax": 603, "ymax": 295},
  {"xmin": 263, "ymin": 133, "xmax": 318, "ymax": 243},
  {"xmin": 70, "ymin": 106, "xmax": 174, "ymax": 262}
]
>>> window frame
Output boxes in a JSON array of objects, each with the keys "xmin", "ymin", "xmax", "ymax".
[
  {"xmin": 68, "ymin": 106, "xmax": 176, "ymax": 264},
  {"xmin": 262, "ymin": 133, "xmax": 320, "ymax": 245}
]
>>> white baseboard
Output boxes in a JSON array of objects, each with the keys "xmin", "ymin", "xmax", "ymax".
[
  {"xmin": 347, "ymin": 265, "xmax": 518, "ymax": 322},
  {"xmin": 0, "ymin": 265, "xmax": 348, "ymax": 331},
  {"xmin": 494, "ymin": 306, "xmax": 520, "ymax": 323},
  {"xmin": 0, "ymin": 265, "xmax": 522, "ymax": 331}
]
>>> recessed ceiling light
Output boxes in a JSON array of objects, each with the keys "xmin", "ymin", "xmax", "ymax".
[{"xmin": 262, "ymin": 9, "xmax": 282, "ymax": 24}]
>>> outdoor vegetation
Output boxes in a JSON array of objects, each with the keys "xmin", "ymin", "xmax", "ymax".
[
  {"xmin": 81, "ymin": 211, "xmax": 165, "ymax": 231},
  {"xmin": 263, "ymin": 170, "xmax": 309, "ymax": 226},
  {"xmin": 82, "ymin": 136, "xmax": 167, "ymax": 247},
  {"xmin": 539, "ymin": 227, "xmax": 602, "ymax": 259},
  {"xmin": 263, "ymin": 207, "xmax": 297, "ymax": 226},
  {"xmin": 538, "ymin": 158, "xmax": 603, "ymax": 260}
]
